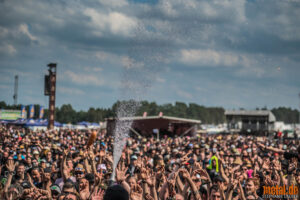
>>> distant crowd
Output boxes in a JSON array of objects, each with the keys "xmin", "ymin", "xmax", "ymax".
[{"xmin": 0, "ymin": 124, "xmax": 299, "ymax": 200}]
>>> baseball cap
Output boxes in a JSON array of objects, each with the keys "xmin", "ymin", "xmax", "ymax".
[
  {"xmin": 51, "ymin": 184, "xmax": 61, "ymax": 193},
  {"xmin": 131, "ymin": 155, "xmax": 138, "ymax": 160}
]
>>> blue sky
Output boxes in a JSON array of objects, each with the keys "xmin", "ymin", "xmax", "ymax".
[{"xmin": 0, "ymin": 0, "xmax": 299, "ymax": 111}]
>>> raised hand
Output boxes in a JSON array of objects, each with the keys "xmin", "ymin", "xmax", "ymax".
[
  {"xmin": 180, "ymin": 154, "xmax": 189, "ymax": 164},
  {"xmin": 136, "ymin": 158, "xmax": 143, "ymax": 169},
  {"xmin": 272, "ymin": 160, "xmax": 281, "ymax": 171},
  {"xmin": 6, "ymin": 159, "xmax": 15, "ymax": 172},
  {"xmin": 144, "ymin": 193, "xmax": 154, "ymax": 200},
  {"xmin": 262, "ymin": 160, "xmax": 270, "ymax": 170},
  {"xmin": 91, "ymin": 187, "xmax": 104, "ymax": 200},
  {"xmin": 115, "ymin": 162, "xmax": 129, "ymax": 183},
  {"xmin": 140, "ymin": 168, "xmax": 148, "ymax": 181},
  {"xmin": 146, "ymin": 171, "xmax": 156, "ymax": 187},
  {"xmin": 99, "ymin": 150, "xmax": 105, "ymax": 157},
  {"xmin": 197, "ymin": 168, "xmax": 210, "ymax": 182},
  {"xmin": 194, "ymin": 162, "xmax": 202, "ymax": 170},
  {"xmin": 178, "ymin": 168, "xmax": 190, "ymax": 179},
  {"xmin": 130, "ymin": 184, "xmax": 143, "ymax": 200}
]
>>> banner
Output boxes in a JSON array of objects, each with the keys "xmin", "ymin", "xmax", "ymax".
[
  {"xmin": 29, "ymin": 105, "xmax": 35, "ymax": 119},
  {"xmin": 21, "ymin": 106, "xmax": 26, "ymax": 119},
  {"xmin": 0, "ymin": 110, "xmax": 22, "ymax": 120},
  {"xmin": 39, "ymin": 106, "xmax": 44, "ymax": 119}
]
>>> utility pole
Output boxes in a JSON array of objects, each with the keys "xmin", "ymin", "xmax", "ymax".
[
  {"xmin": 45, "ymin": 63, "xmax": 57, "ymax": 130},
  {"xmin": 13, "ymin": 75, "xmax": 18, "ymax": 105}
]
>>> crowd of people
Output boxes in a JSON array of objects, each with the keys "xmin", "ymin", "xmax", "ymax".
[{"xmin": 0, "ymin": 124, "xmax": 299, "ymax": 200}]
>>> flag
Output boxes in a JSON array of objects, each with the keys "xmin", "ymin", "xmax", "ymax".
[
  {"xmin": 39, "ymin": 106, "xmax": 44, "ymax": 119},
  {"xmin": 21, "ymin": 105, "xmax": 26, "ymax": 119},
  {"xmin": 29, "ymin": 105, "xmax": 35, "ymax": 119}
]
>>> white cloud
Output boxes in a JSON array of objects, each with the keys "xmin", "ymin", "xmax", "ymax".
[
  {"xmin": 157, "ymin": 0, "xmax": 246, "ymax": 23},
  {"xmin": 0, "ymin": 27, "xmax": 9, "ymax": 38},
  {"xmin": 121, "ymin": 56, "xmax": 144, "ymax": 69},
  {"xmin": 98, "ymin": 0, "xmax": 128, "ymax": 7},
  {"xmin": 58, "ymin": 86, "xmax": 85, "ymax": 95},
  {"xmin": 180, "ymin": 49, "xmax": 239, "ymax": 67},
  {"xmin": 0, "ymin": 44, "xmax": 17, "ymax": 55},
  {"xmin": 18, "ymin": 24, "xmax": 38, "ymax": 41},
  {"xmin": 64, "ymin": 70, "xmax": 104, "ymax": 86},
  {"xmin": 83, "ymin": 66, "xmax": 103, "ymax": 72},
  {"xmin": 84, "ymin": 8, "xmax": 138, "ymax": 37},
  {"xmin": 160, "ymin": 0, "xmax": 178, "ymax": 17},
  {"xmin": 94, "ymin": 51, "xmax": 121, "ymax": 62},
  {"xmin": 176, "ymin": 89, "xmax": 193, "ymax": 99},
  {"xmin": 156, "ymin": 77, "xmax": 166, "ymax": 83}
]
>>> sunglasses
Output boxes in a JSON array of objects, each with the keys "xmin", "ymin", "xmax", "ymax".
[{"xmin": 75, "ymin": 171, "xmax": 84, "ymax": 175}]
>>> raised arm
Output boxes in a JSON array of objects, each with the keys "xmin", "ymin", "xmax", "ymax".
[
  {"xmin": 61, "ymin": 149, "xmax": 70, "ymax": 181},
  {"xmin": 179, "ymin": 168, "xmax": 202, "ymax": 200},
  {"xmin": 257, "ymin": 143, "xmax": 285, "ymax": 153},
  {"xmin": 4, "ymin": 160, "xmax": 15, "ymax": 193}
]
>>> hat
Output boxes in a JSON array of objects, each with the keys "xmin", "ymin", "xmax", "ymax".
[
  {"xmin": 20, "ymin": 145, "xmax": 24, "ymax": 149},
  {"xmin": 33, "ymin": 150, "xmax": 39, "ymax": 155},
  {"xmin": 130, "ymin": 155, "xmax": 138, "ymax": 160},
  {"xmin": 40, "ymin": 159, "xmax": 46, "ymax": 163},
  {"xmin": 51, "ymin": 184, "xmax": 61, "ymax": 193},
  {"xmin": 233, "ymin": 149, "xmax": 240, "ymax": 156},
  {"xmin": 194, "ymin": 144, "xmax": 200, "ymax": 149},
  {"xmin": 164, "ymin": 155, "xmax": 170, "ymax": 161},
  {"xmin": 233, "ymin": 157, "xmax": 243, "ymax": 165},
  {"xmin": 21, "ymin": 181, "xmax": 31, "ymax": 189},
  {"xmin": 75, "ymin": 164, "xmax": 85, "ymax": 171},
  {"xmin": 172, "ymin": 149, "xmax": 179, "ymax": 153}
]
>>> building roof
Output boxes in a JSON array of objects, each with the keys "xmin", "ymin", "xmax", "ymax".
[
  {"xmin": 106, "ymin": 115, "xmax": 201, "ymax": 124},
  {"xmin": 225, "ymin": 110, "xmax": 276, "ymax": 122}
]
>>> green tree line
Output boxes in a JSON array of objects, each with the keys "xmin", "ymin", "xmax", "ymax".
[{"xmin": 0, "ymin": 100, "xmax": 299, "ymax": 124}]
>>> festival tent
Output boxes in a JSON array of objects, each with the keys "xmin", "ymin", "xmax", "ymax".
[
  {"xmin": 77, "ymin": 121, "xmax": 100, "ymax": 129},
  {"xmin": 106, "ymin": 116, "xmax": 201, "ymax": 137},
  {"xmin": 0, "ymin": 119, "xmax": 13, "ymax": 124}
]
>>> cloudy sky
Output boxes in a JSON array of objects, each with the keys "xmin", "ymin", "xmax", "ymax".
[{"xmin": 0, "ymin": 0, "xmax": 300, "ymax": 111}]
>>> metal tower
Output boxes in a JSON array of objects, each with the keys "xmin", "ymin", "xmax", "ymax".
[{"xmin": 45, "ymin": 63, "xmax": 57, "ymax": 130}]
